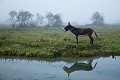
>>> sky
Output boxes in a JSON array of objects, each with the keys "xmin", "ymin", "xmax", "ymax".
[{"xmin": 0, "ymin": 0, "xmax": 120, "ymax": 24}]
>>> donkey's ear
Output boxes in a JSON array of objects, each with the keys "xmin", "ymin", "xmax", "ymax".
[{"xmin": 68, "ymin": 22, "xmax": 70, "ymax": 25}]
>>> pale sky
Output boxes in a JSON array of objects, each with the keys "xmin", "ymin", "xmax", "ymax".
[{"xmin": 0, "ymin": 0, "xmax": 120, "ymax": 24}]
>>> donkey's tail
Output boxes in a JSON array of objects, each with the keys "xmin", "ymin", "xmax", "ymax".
[{"xmin": 93, "ymin": 30, "xmax": 98, "ymax": 38}]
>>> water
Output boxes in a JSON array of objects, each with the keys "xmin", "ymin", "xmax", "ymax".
[{"xmin": 0, "ymin": 56, "xmax": 120, "ymax": 80}]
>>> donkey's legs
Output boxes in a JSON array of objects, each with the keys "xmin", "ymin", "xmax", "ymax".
[
  {"xmin": 88, "ymin": 35, "xmax": 94, "ymax": 44},
  {"xmin": 76, "ymin": 35, "xmax": 78, "ymax": 44}
]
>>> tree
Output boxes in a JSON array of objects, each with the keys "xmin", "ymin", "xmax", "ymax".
[
  {"xmin": 36, "ymin": 13, "xmax": 44, "ymax": 26},
  {"xmin": 9, "ymin": 10, "xmax": 17, "ymax": 28},
  {"xmin": 28, "ymin": 18, "xmax": 37, "ymax": 27},
  {"xmin": 53, "ymin": 14, "xmax": 63, "ymax": 27},
  {"xmin": 8, "ymin": 10, "xmax": 63, "ymax": 27},
  {"xmin": 45, "ymin": 12, "xmax": 55, "ymax": 27},
  {"xmin": 45, "ymin": 12, "xmax": 63, "ymax": 27},
  {"xmin": 16, "ymin": 10, "xmax": 33, "ymax": 27},
  {"xmin": 91, "ymin": 12, "xmax": 104, "ymax": 26}
]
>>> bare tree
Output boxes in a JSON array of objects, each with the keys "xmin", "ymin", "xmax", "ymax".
[
  {"xmin": 53, "ymin": 14, "xmax": 63, "ymax": 27},
  {"xmin": 16, "ymin": 10, "xmax": 33, "ymax": 27},
  {"xmin": 36, "ymin": 13, "xmax": 44, "ymax": 27},
  {"xmin": 45, "ymin": 12, "xmax": 55, "ymax": 27},
  {"xmin": 45, "ymin": 12, "xmax": 63, "ymax": 27},
  {"xmin": 8, "ymin": 10, "xmax": 63, "ymax": 28},
  {"xmin": 91, "ymin": 11, "xmax": 104, "ymax": 26},
  {"xmin": 9, "ymin": 10, "xmax": 17, "ymax": 28}
]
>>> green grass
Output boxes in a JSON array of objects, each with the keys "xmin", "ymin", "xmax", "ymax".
[{"xmin": 0, "ymin": 26, "xmax": 120, "ymax": 58}]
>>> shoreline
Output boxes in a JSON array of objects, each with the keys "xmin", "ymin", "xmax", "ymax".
[{"xmin": 0, "ymin": 44, "xmax": 120, "ymax": 58}]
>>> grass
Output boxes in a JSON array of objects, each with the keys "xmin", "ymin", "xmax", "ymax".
[{"xmin": 0, "ymin": 26, "xmax": 120, "ymax": 58}]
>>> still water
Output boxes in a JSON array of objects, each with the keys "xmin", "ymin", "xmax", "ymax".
[{"xmin": 0, "ymin": 56, "xmax": 120, "ymax": 80}]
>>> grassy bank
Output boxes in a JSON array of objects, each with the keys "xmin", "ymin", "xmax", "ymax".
[{"xmin": 0, "ymin": 26, "xmax": 120, "ymax": 58}]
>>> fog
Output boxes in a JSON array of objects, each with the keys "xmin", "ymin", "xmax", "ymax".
[{"xmin": 0, "ymin": 0, "xmax": 120, "ymax": 24}]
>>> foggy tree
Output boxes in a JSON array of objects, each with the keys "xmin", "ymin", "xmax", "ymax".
[
  {"xmin": 28, "ymin": 18, "xmax": 37, "ymax": 27},
  {"xmin": 9, "ymin": 10, "xmax": 17, "ymax": 28},
  {"xmin": 36, "ymin": 13, "xmax": 44, "ymax": 26},
  {"xmin": 8, "ymin": 10, "xmax": 63, "ymax": 27},
  {"xmin": 16, "ymin": 10, "xmax": 33, "ymax": 27},
  {"xmin": 45, "ymin": 12, "xmax": 55, "ymax": 27},
  {"xmin": 91, "ymin": 12, "xmax": 104, "ymax": 26},
  {"xmin": 45, "ymin": 12, "xmax": 63, "ymax": 27},
  {"xmin": 53, "ymin": 14, "xmax": 63, "ymax": 27}
]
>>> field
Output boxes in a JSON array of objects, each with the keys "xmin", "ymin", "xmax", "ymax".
[{"xmin": 0, "ymin": 26, "xmax": 120, "ymax": 58}]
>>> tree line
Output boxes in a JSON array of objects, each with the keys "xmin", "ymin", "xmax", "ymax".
[
  {"xmin": 9, "ymin": 10, "xmax": 63, "ymax": 28},
  {"xmin": 9, "ymin": 10, "xmax": 104, "ymax": 28}
]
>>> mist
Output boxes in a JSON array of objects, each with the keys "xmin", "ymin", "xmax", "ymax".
[{"xmin": 0, "ymin": 0, "xmax": 120, "ymax": 24}]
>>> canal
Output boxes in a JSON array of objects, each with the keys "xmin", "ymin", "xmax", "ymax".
[{"xmin": 0, "ymin": 56, "xmax": 120, "ymax": 80}]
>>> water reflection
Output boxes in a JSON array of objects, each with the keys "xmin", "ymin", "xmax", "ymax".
[
  {"xmin": 0, "ymin": 56, "xmax": 120, "ymax": 80},
  {"xmin": 112, "ymin": 55, "xmax": 116, "ymax": 59},
  {"xmin": 0, "ymin": 56, "xmax": 97, "ymax": 64},
  {"xmin": 63, "ymin": 59, "xmax": 97, "ymax": 77}
]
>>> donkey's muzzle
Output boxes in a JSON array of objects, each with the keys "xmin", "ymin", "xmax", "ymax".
[{"xmin": 63, "ymin": 27, "xmax": 68, "ymax": 31}]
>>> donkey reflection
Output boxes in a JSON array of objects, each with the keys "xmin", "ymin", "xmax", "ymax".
[{"xmin": 63, "ymin": 59, "xmax": 97, "ymax": 77}]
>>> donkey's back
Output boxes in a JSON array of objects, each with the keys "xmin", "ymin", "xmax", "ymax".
[{"xmin": 76, "ymin": 28, "xmax": 94, "ymax": 35}]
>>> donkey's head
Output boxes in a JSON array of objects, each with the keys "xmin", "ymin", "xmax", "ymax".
[{"xmin": 64, "ymin": 22, "xmax": 73, "ymax": 31}]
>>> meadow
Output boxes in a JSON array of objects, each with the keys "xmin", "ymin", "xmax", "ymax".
[{"xmin": 0, "ymin": 26, "xmax": 120, "ymax": 58}]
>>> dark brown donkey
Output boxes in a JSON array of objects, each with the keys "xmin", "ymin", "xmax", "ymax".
[{"xmin": 64, "ymin": 22, "xmax": 98, "ymax": 44}]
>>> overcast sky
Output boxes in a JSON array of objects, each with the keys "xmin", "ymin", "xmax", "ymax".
[{"xmin": 0, "ymin": 0, "xmax": 120, "ymax": 24}]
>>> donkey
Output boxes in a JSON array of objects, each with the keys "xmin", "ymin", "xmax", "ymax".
[{"xmin": 64, "ymin": 22, "xmax": 98, "ymax": 44}]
